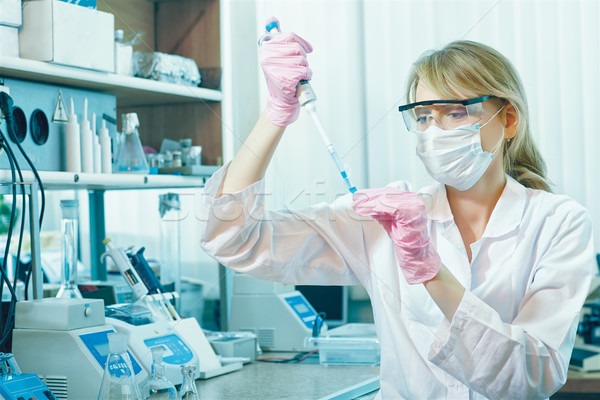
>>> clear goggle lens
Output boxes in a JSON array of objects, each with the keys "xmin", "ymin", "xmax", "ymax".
[{"xmin": 401, "ymin": 102, "xmax": 485, "ymax": 132}]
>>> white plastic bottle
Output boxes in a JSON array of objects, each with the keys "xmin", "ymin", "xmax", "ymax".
[
  {"xmin": 66, "ymin": 98, "xmax": 81, "ymax": 172},
  {"xmin": 99, "ymin": 120, "xmax": 112, "ymax": 174},
  {"xmin": 80, "ymin": 98, "xmax": 94, "ymax": 173},
  {"xmin": 92, "ymin": 112, "xmax": 101, "ymax": 173}
]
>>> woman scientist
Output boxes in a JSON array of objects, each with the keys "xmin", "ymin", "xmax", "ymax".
[{"xmin": 198, "ymin": 22, "xmax": 596, "ymax": 399}]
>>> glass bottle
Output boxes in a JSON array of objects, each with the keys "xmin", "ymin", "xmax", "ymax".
[
  {"xmin": 115, "ymin": 113, "xmax": 149, "ymax": 174},
  {"xmin": 158, "ymin": 193, "xmax": 181, "ymax": 297},
  {"xmin": 98, "ymin": 333, "xmax": 143, "ymax": 400},
  {"xmin": 56, "ymin": 199, "xmax": 82, "ymax": 299},
  {"xmin": 177, "ymin": 365, "xmax": 199, "ymax": 400},
  {"xmin": 142, "ymin": 347, "xmax": 177, "ymax": 400}
]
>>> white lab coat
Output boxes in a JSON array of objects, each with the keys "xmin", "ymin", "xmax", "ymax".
[{"xmin": 198, "ymin": 163, "xmax": 596, "ymax": 400}]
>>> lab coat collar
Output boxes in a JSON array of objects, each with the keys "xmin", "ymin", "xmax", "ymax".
[{"xmin": 422, "ymin": 174, "xmax": 527, "ymax": 238}]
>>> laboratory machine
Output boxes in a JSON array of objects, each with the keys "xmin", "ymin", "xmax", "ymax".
[
  {"xmin": 103, "ymin": 239, "xmax": 243, "ymax": 383},
  {"xmin": 11, "ymin": 298, "xmax": 148, "ymax": 400},
  {"xmin": 229, "ymin": 274, "xmax": 327, "ymax": 351},
  {"xmin": 0, "ymin": 352, "xmax": 57, "ymax": 400}
]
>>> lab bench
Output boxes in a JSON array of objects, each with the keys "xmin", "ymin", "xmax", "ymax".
[
  {"xmin": 551, "ymin": 370, "xmax": 600, "ymax": 399},
  {"xmin": 194, "ymin": 353, "xmax": 380, "ymax": 400}
]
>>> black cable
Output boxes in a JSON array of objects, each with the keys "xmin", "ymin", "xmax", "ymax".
[
  {"xmin": 0, "ymin": 92, "xmax": 45, "ymax": 228},
  {"xmin": 0, "ymin": 138, "xmax": 20, "ymax": 347},
  {"xmin": 0, "ymin": 92, "xmax": 46, "ymax": 301}
]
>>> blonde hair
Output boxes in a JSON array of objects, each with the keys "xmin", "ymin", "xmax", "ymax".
[{"xmin": 405, "ymin": 40, "xmax": 551, "ymax": 192}]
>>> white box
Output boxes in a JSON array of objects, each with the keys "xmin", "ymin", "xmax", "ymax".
[
  {"xmin": 0, "ymin": 0, "xmax": 22, "ymax": 27},
  {"xmin": 0, "ymin": 25, "xmax": 19, "ymax": 57},
  {"xmin": 19, "ymin": 0, "xmax": 114, "ymax": 72}
]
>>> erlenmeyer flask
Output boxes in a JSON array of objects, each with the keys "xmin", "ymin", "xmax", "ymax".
[
  {"xmin": 142, "ymin": 347, "xmax": 177, "ymax": 399},
  {"xmin": 177, "ymin": 365, "xmax": 200, "ymax": 400},
  {"xmin": 115, "ymin": 113, "xmax": 149, "ymax": 174},
  {"xmin": 98, "ymin": 333, "xmax": 143, "ymax": 400},
  {"xmin": 56, "ymin": 199, "xmax": 82, "ymax": 299}
]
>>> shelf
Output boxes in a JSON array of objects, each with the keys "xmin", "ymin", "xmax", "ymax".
[
  {"xmin": 0, "ymin": 57, "xmax": 222, "ymax": 107},
  {"xmin": 0, "ymin": 167, "xmax": 219, "ymax": 190}
]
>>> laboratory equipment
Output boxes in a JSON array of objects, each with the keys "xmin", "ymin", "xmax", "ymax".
[
  {"xmin": 98, "ymin": 332, "xmax": 143, "ymax": 400},
  {"xmin": 571, "ymin": 301, "xmax": 600, "ymax": 371},
  {"xmin": 159, "ymin": 193, "xmax": 182, "ymax": 295},
  {"xmin": 11, "ymin": 298, "xmax": 148, "ymax": 399},
  {"xmin": 259, "ymin": 19, "xmax": 357, "ymax": 194},
  {"xmin": 0, "ymin": 352, "xmax": 57, "ymax": 400},
  {"xmin": 128, "ymin": 247, "xmax": 179, "ymax": 319},
  {"xmin": 206, "ymin": 331, "xmax": 257, "ymax": 362},
  {"xmin": 56, "ymin": 199, "xmax": 83, "ymax": 299},
  {"xmin": 80, "ymin": 98, "xmax": 94, "ymax": 173},
  {"xmin": 107, "ymin": 300, "xmax": 242, "ymax": 383},
  {"xmin": 177, "ymin": 365, "xmax": 200, "ymax": 400},
  {"xmin": 141, "ymin": 347, "xmax": 177, "ymax": 400},
  {"xmin": 306, "ymin": 323, "xmax": 380, "ymax": 365},
  {"xmin": 99, "ymin": 120, "xmax": 112, "ymax": 173},
  {"xmin": 115, "ymin": 112, "xmax": 149, "ymax": 174},
  {"xmin": 102, "ymin": 238, "xmax": 149, "ymax": 300},
  {"xmin": 79, "ymin": 280, "xmax": 135, "ymax": 305},
  {"xmin": 66, "ymin": 97, "xmax": 81, "ymax": 172},
  {"xmin": 229, "ymin": 274, "xmax": 327, "ymax": 351},
  {"xmin": 107, "ymin": 315, "xmax": 198, "ymax": 386}
]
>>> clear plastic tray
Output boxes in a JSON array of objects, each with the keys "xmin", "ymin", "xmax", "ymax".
[{"xmin": 306, "ymin": 323, "xmax": 380, "ymax": 365}]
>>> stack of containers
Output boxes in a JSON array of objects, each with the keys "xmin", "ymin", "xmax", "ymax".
[{"xmin": 0, "ymin": 0, "xmax": 21, "ymax": 57}]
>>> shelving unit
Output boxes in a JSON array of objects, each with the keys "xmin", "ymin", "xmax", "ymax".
[
  {"xmin": 0, "ymin": 57, "xmax": 222, "ymax": 107},
  {"xmin": 0, "ymin": 0, "xmax": 224, "ymax": 288}
]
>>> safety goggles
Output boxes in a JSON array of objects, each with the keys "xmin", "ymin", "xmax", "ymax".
[{"xmin": 398, "ymin": 95, "xmax": 498, "ymax": 132}]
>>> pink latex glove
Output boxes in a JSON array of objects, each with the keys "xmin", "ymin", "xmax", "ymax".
[
  {"xmin": 352, "ymin": 188, "xmax": 441, "ymax": 285},
  {"xmin": 259, "ymin": 17, "xmax": 313, "ymax": 127}
]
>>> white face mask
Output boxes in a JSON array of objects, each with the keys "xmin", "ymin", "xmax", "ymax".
[{"xmin": 415, "ymin": 105, "xmax": 506, "ymax": 191}]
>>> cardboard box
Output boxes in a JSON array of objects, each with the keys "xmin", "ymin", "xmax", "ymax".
[
  {"xmin": 0, "ymin": 25, "xmax": 19, "ymax": 57},
  {"xmin": 19, "ymin": 0, "xmax": 114, "ymax": 72},
  {"xmin": 0, "ymin": 0, "xmax": 22, "ymax": 27}
]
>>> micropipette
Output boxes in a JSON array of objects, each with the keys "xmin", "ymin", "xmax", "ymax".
[
  {"xmin": 259, "ymin": 20, "xmax": 358, "ymax": 194},
  {"xmin": 296, "ymin": 81, "xmax": 357, "ymax": 193}
]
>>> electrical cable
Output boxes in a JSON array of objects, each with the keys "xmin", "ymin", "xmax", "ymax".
[
  {"xmin": 0, "ymin": 92, "xmax": 38, "ymax": 347},
  {"xmin": 0, "ymin": 137, "xmax": 21, "ymax": 348},
  {"xmin": 257, "ymin": 350, "xmax": 319, "ymax": 363},
  {"xmin": 0, "ymin": 92, "xmax": 46, "ymax": 301}
]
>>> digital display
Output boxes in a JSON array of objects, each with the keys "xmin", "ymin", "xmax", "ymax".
[
  {"xmin": 294, "ymin": 303, "xmax": 310, "ymax": 314},
  {"xmin": 95, "ymin": 342, "xmax": 110, "ymax": 357}
]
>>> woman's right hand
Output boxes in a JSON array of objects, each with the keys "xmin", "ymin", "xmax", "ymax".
[{"xmin": 259, "ymin": 22, "xmax": 313, "ymax": 127}]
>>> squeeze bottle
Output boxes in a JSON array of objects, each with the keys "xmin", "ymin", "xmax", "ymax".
[
  {"xmin": 99, "ymin": 120, "xmax": 112, "ymax": 174},
  {"xmin": 92, "ymin": 112, "xmax": 102, "ymax": 173},
  {"xmin": 80, "ymin": 98, "xmax": 94, "ymax": 173},
  {"xmin": 66, "ymin": 98, "xmax": 81, "ymax": 172}
]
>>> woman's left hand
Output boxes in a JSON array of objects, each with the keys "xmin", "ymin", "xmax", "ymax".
[{"xmin": 352, "ymin": 187, "xmax": 441, "ymax": 284}]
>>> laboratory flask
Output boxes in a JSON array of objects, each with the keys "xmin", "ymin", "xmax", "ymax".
[
  {"xmin": 98, "ymin": 332, "xmax": 143, "ymax": 400},
  {"xmin": 115, "ymin": 113, "xmax": 149, "ymax": 174},
  {"xmin": 56, "ymin": 199, "xmax": 82, "ymax": 299},
  {"xmin": 177, "ymin": 365, "xmax": 200, "ymax": 400},
  {"xmin": 159, "ymin": 193, "xmax": 181, "ymax": 296},
  {"xmin": 142, "ymin": 347, "xmax": 177, "ymax": 399}
]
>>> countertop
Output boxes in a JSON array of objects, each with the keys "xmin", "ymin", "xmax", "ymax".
[{"xmin": 195, "ymin": 353, "xmax": 380, "ymax": 400}]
